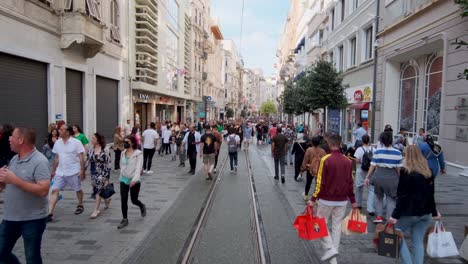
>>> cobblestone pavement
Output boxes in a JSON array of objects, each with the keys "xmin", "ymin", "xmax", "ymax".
[
  {"xmin": 254, "ymin": 143, "xmax": 467, "ymax": 264},
  {"xmin": 0, "ymin": 152, "xmax": 203, "ymax": 264}
]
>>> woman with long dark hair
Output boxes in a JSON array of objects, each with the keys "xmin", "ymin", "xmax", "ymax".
[
  {"xmin": 42, "ymin": 128, "xmax": 59, "ymax": 167},
  {"xmin": 87, "ymin": 133, "xmax": 112, "ymax": 219},
  {"xmin": 118, "ymin": 135, "xmax": 146, "ymax": 229},
  {"xmin": 0, "ymin": 124, "xmax": 15, "ymax": 167},
  {"xmin": 389, "ymin": 145, "xmax": 440, "ymax": 264},
  {"xmin": 72, "ymin": 124, "xmax": 89, "ymax": 147}
]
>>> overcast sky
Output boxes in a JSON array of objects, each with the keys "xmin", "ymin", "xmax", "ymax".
[{"xmin": 211, "ymin": 0, "xmax": 289, "ymax": 76}]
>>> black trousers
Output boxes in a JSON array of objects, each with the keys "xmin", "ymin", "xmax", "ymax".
[
  {"xmin": 120, "ymin": 182, "xmax": 144, "ymax": 219},
  {"xmin": 188, "ymin": 150, "xmax": 197, "ymax": 172},
  {"xmin": 143, "ymin": 148, "xmax": 156, "ymax": 170},
  {"xmin": 304, "ymin": 171, "xmax": 314, "ymax": 195},
  {"xmin": 214, "ymin": 151, "xmax": 220, "ymax": 169},
  {"xmin": 114, "ymin": 149, "xmax": 122, "ymax": 170},
  {"xmin": 294, "ymin": 159, "xmax": 303, "ymax": 179}
]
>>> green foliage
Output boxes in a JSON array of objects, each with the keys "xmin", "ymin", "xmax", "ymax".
[
  {"xmin": 455, "ymin": 0, "xmax": 468, "ymax": 16},
  {"xmin": 226, "ymin": 108, "xmax": 234, "ymax": 118},
  {"xmin": 260, "ymin": 100, "xmax": 278, "ymax": 116},
  {"xmin": 281, "ymin": 60, "xmax": 348, "ymax": 115}
]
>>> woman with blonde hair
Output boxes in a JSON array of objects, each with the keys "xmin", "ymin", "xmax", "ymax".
[{"xmin": 388, "ymin": 145, "xmax": 440, "ymax": 264}]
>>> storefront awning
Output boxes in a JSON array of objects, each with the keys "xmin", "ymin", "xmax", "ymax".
[{"xmin": 349, "ymin": 102, "xmax": 369, "ymax": 109}]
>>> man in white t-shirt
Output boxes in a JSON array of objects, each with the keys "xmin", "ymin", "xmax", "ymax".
[
  {"xmin": 353, "ymin": 134, "xmax": 375, "ymax": 214},
  {"xmin": 161, "ymin": 126, "xmax": 172, "ymax": 155},
  {"xmin": 142, "ymin": 122, "xmax": 160, "ymax": 174},
  {"xmin": 49, "ymin": 124, "xmax": 86, "ymax": 222}
]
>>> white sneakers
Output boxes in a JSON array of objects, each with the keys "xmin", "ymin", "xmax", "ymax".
[
  {"xmin": 147, "ymin": 170, "xmax": 154, "ymax": 174},
  {"xmin": 143, "ymin": 170, "xmax": 147, "ymax": 174},
  {"xmin": 321, "ymin": 248, "xmax": 338, "ymax": 262}
]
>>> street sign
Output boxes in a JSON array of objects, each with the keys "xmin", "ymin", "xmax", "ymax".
[{"xmin": 206, "ymin": 96, "xmax": 212, "ymax": 101}]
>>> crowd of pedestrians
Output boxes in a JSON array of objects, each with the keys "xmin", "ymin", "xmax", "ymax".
[{"xmin": 0, "ymin": 117, "xmax": 450, "ymax": 263}]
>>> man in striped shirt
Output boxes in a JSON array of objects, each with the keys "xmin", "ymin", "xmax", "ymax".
[{"xmin": 365, "ymin": 131, "xmax": 403, "ymax": 223}]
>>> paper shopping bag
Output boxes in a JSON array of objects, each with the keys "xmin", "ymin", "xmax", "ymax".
[
  {"xmin": 377, "ymin": 225, "xmax": 400, "ymax": 259},
  {"xmin": 293, "ymin": 206, "xmax": 329, "ymax": 240},
  {"xmin": 427, "ymin": 221, "xmax": 459, "ymax": 258},
  {"xmin": 342, "ymin": 209, "xmax": 367, "ymax": 235},
  {"xmin": 347, "ymin": 209, "xmax": 367, "ymax": 234},
  {"xmin": 373, "ymin": 223, "xmax": 403, "ymax": 249},
  {"xmin": 460, "ymin": 235, "xmax": 468, "ymax": 261}
]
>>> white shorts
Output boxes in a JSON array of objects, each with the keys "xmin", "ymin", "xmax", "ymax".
[{"xmin": 51, "ymin": 174, "xmax": 82, "ymax": 192}]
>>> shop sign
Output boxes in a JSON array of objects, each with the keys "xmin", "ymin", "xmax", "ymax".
[
  {"xmin": 160, "ymin": 97, "xmax": 171, "ymax": 103},
  {"xmin": 354, "ymin": 90, "xmax": 363, "ymax": 102},
  {"xmin": 138, "ymin": 93, "xmax": 150, "ymax": 100}
]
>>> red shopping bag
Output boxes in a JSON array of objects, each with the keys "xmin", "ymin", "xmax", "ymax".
[
  {"xmin": 347, "ymin": 209, "xmax": 367, "ymax": 233},
  {"xmin": 293, "ymin": 206, "xmax": 329, "ymax": 240}
]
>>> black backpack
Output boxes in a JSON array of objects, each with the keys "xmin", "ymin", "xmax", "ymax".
[{"xmin": 361, "ymin": 146, "xmax": 373, "ymax": 171}]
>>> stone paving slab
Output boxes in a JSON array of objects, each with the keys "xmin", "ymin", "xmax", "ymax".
[
  {"xmin": 254, "ymin": 144, "xmax": 467, "ymax": 264},
  {"xmin": 0, "ymin": 153, "xmax": 204, "ymax": 264}
]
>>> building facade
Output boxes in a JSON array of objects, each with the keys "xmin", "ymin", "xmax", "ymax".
[
  {"xmin": 0, "ymin": 0, "xmax": 129, "ymax": 143},
  {"xmin": 221, "ymin": 39, "xmax": 243, "ymax": 119},
  {"xmin": 375, "ymin": 0, "xmax": 468, "ymax": 167}
]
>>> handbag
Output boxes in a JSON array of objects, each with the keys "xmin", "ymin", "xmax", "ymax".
[
  {"xmin": 427, "ymin": 221, "xmax": 459, "ymax": 258},
  {"xmin": 376, "ymin": 224, "xmax": 401, "ymax": 259},
  {"xmin": 293, "ymin": 206, "xmax": 329, "ymax": 240},
  {"xmin": 346, "ymin": 209, "xmax": 367, "ymax": 234},
  {"xmin": 99, "ymin": 182, "xmax": 116, "ymax": 199},
  {"xmin": 460, "ymin": 235, "xmax": 468, "ymax": 261}
]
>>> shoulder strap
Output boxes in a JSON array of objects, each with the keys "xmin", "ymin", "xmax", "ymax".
[{"xmin": 298, "ymin": 142, "xmax": 305, "ymax": 152}]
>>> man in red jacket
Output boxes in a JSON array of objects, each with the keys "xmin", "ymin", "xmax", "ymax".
[{"xmin": 308, "ymin": 133, "xmax": 358, "ymax": 263}]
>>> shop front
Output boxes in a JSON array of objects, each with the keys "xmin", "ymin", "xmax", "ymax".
[
  {"xmin": 133, "ymin": 91, "xmax": 155, "ymax": 129},
  {"xmin": 343, "ymin": 84, "xmax": 372, "ymax": 144}
]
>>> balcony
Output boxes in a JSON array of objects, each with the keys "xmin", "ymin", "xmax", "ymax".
[{"xmin": 60, "ymin": 10, "xmax": 105, "ymax": 58}]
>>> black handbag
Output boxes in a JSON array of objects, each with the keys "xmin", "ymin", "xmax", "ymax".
[
  {"xmin": 100, "ymin": 183, "xmax": 116, "ymax": 199},
  {"xmin": 377, "ymin": 224, "xmax": 400, "ymax": 259}
]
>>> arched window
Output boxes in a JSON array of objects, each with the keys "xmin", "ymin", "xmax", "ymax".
[
  {"xmin": 424, "ymin": 54, "xmax": 443, "ymax": 138},
  {"xmin": 110, "ymin": 0, "xmax": 120, "ymax": 42},
  {"xmin": 399, "ymin": 62, "xmax": 419, "ymax": 136}
]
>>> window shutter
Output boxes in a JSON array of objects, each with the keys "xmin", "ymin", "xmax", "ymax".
[{"xmin": 65, "ymin": 0, "xmax": 72, "ymax": 10}]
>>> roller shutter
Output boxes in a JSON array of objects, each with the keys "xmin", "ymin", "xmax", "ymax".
[
  {"xmin": 66, "ymin": 69, "xmax": 83, "ymax": 129},
  {"xmin": 0, "ymin": 52, "xmax": 48, "ymax": 147},
  {"xmin": 96, "ymin": 76, "xmax": 118, "ymax": 143}
]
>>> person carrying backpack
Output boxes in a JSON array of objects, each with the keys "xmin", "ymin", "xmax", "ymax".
[
  {"xmin": 227, "ymin": 128, "xmax": 240, "ymax": 172},
  {"xmin": 354, "ymin": 135, "xmax": 374, "ymax": 212}
]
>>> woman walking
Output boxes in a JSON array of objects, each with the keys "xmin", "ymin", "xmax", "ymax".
[
  {"xmin": 118, "ymin": 136, "xmax": 146, "ymax": 229},
  {"xmin": 388, "ymin": 145, "xmax": 440, "ymax": 264},
  {"xmin": 291, "ymin": 133, "xmax": 308, "ymax": 181},
  {"xmin": 113, "ymin": 127, "xmax": 124, "ymax": 170},
  {"xmin": 365, "ymin": 131, "xmax": 403, "ymax": 223},
  {"xmin": 417, "ymin": 135, "xmax": 446, "ymax": 183},
  {"xmin": 87, "ymin": 133, "xmax": 112, "ymax": 219},
  {"xmin": 301, "ymin": 136, "xmax": 326, "ymax": 201},
  {"xmin": 72, "ymin": 124, "xmax": 89, "ymax": 147},
  {"xmin": 130, "ymin": 127, "xmax": 141, "ymax": 150},
  {"xmin": 43, "ymin": 128, "xmax": 59, "ymax": 168}
]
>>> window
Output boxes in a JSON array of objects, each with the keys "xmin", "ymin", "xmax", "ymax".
[
  {"xmin": 168, "ymin": 0, "xmax": 179, "ymax": 28},
  {"xmin": 353, "ymin": 0, "xmax": 359, "ymax": 10},
  {"xmin": 320, "ymin": 0, "xmax": 324, "ymax": 11},
  {"xmin": 319, "ymin": 30, "xmax": 324, "ymax": 45},
  {"xmin": 166, "ymin": 28, "xmax": 179, "ymax": 64},
  {"xmin": 340, "ymin": 0, "xmax": 345, "ymax": 22},
  {"xmin": 86, "ymin": 0, "xmax": 101, "ymax": 21},
  {"xmin": 364, "ymin": 26, "xmax": 373, "ymax": 60},
  {"xmin": 329, "ymin": 51, "xmax": 334, "ymax": 65},
  {"xmin": 65, "ymin": 0, "xmax": 72, "ymax": 10},
  {"xmin": 423, "ymin": 54, "xmax": 443, "ymax": 138},
  {"xmin": 350, "ymin": 37, "xmax": 356, "ymax": 66},
  {"xmin": 338, "ymin": 45, "xmax": 344, "ymax": 71},
  {"xmin": 399, "ymin": 63, "xmax": 419, "ymax": 135},
  {"xmin": 330, "ymin": 8, "xmax": 335, "ymax": 31},
  {"xmin": 110, "ymin": 0, "xmax": 120, "ymax": 42}
]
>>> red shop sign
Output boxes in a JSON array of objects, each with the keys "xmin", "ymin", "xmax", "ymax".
[{"xmin": 354, "ymin": 90, "xmax": 363, "ymax": 102}]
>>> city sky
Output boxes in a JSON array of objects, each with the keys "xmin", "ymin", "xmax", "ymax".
[{"xmin": 212, "ymin": 0, "xmax": 289, "ymax": 76}]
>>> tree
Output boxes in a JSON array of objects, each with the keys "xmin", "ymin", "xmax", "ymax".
[
  {"xmin": 260, "ymin": 100, "xmax": 278, "ymax": 116},
  {"xmin": 226, "ymin": 108, "xmax": 234, "ymax": 118},
  {"xmin": 299, "ymin": 60, "xmax": 347, "ymax": 130}
]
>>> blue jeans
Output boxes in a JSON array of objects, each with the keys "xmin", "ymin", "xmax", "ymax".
[
  {"xmin": 229, "ymin": 152, "xmax": 238, "ymax": 170},
  {"xmin": 0, "ymin": 217, "xmax": 47, "ymax": 264},
  {"xmin": 367, "ymin": 185, "xmax": 375, "ymax": 213},
  {"xmin": 396, "ymin": 214, "xmax": 432, "ymax": 264}
]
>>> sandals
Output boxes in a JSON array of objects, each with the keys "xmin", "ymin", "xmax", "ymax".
[{"xmin": 74, "ymin": 205, "xmax": 84, "ymax": 215}]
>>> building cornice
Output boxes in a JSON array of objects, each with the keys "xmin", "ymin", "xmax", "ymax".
[{"xmin": 0, "ymin": 5, "xmax": 60, "ymax": 36}]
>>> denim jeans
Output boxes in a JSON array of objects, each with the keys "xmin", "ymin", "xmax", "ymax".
[
  {"xmin": 287, "ymin": 144, "xmax": 294, "ymax": 164},
  {"xmin": 367, "ymin": 185, "xmax": 375, "ymax": 213},
  {"xmin": 229, "ymin": 152, "xmax": 238, "ymax": 171},
  {"xmin": 0, "ymin": 217, "xmax": 47, "ymax": 264},
  {"xmin": 396, "ymin": 214, "xmax": 432, "ymax": 264},
  {"xmin": 274, "ymin": 153, "xmax": 286, "ymax": 177}
]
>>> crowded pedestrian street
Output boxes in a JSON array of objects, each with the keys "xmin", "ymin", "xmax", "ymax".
[{"xmin": 0, "ymin": 140, "xmax": 466, "ymax": 264}]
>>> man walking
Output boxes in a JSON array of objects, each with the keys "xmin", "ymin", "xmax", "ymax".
[
  {"xmin": 352, "ymin": 123, "xmax": 367, "ymax": 148},
  {"xmin": 199, "ymin": 125, "xmax": 219, "ymax": 180},
  {"xmin": 284, "ymin": 125, "xmax": 295, "ymax": 165},
  {"xmin": 142, "ymin": 122, "xmax": 159, "ymax": 174},
  {"xmin": 243, "ymin": 122, "xmax": 253, "ymax": 151},
  {"xmin": 176, "ymin": 123, "xmax": 188, "ymax": 167},
  {"xmin": 211, "ymin": 126, "xmax": 223, "ymax": 173},
  {"xmin": 183, "ymin": 124, "xmax": 201, "ymax": 175},
  {"xmin": 48, "ymin": 124, "xmax": 86, "ymax": 221},
  {"xmin": 308, "ymin": 134, "xmax": 357, "ymax": 263},
  {"xmin": 227, "ymin": 128, "xmax": 240, "ymax": 172},
  {"xmin": 271, "ymin": 127, "xmax": 288, "ymax": 183},
  {"xmin": 0, "ymin": 128, "xmax": 50, "ymax": 264}
]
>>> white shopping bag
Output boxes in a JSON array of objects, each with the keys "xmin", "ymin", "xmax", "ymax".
[
  {"xmin": 460, "ymin": 235, "xmax": 468, "ymax": 261},
  {"xmin": 426, "ymin": 221, "xmax": 459, "ymax": 258}
]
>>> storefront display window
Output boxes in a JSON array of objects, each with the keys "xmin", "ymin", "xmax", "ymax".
[
  {"xmin": 424, "ymin": 54, "xmax": 442, "ymax": 138},
  {"xmin": 399, "ymin": 63, "xmax": 419, "ymax": 136}
]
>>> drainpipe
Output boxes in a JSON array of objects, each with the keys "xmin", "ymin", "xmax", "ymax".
[{"xmin": 370, "ymin": 0, "xmax": 381, "ymax": 143}]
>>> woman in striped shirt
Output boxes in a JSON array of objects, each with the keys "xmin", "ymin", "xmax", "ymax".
[{"xmin": 365, "ymin": 131, "xmax": 403, "ymax": 223}]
